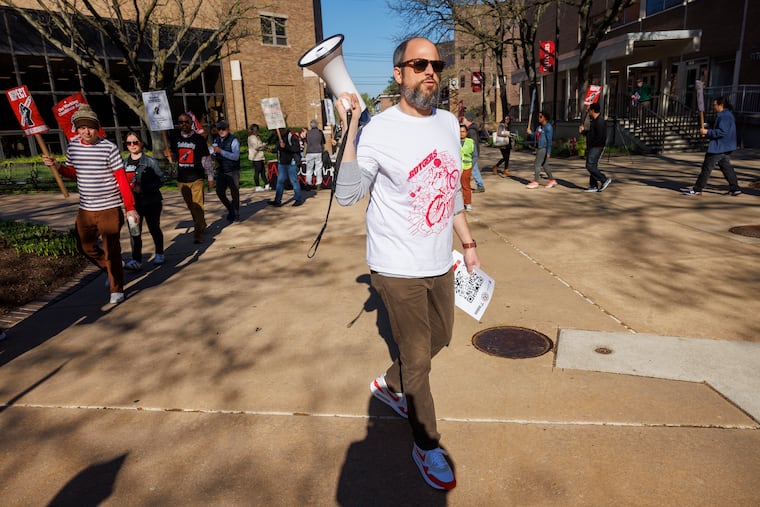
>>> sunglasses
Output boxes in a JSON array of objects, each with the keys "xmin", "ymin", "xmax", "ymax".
[
  {"xmin": 398, "ymin": 58, "xmax": 445, "ymax": 73},
  {"xmin": 125, "ymin": 140, "xmax": 140, "ymax": 146},
  {"xmin": 178, "ymin": 120, "xmax": 191, "ymax": 124}
]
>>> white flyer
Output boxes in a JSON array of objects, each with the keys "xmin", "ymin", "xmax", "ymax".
[
  {"xmin": 453, "ymin": 250, "xmax": 495, "ymax": 321},
  {"xmin": 261, "ymin": 97, "xmax": 286, "ymax": 130},
  {"xmin": 142, "ymin": 90, "xmax": 174, "ymax": 131}
]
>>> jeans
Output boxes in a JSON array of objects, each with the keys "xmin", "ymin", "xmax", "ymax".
[
  {"xmin": 585, "ymin": 146, "xmax": 607, "ymax": 187},
  {"xmin": 695, "ymin": 153, "xmax": 740, "ymax": 192},
  {"xmin": 252, "ymin": 160, "xmax": 268, "ymax": 186},
  {"xmin": 533, "ymin": 148, "xmax": 554, "ymax": 182},
  {"xmin": 471, "ymin": 160, "xmax": 484, "ymax": 189},
  {"xmin": 75, "ymin": 207, "xmax": 124, "ymax": 293},
  {"xmin": 131, "ymin": 199, "xmax": 164, "ymax": 261},
  {"xmin": 275, "ymin": 161, "xmax": 302, "ymax": 203},
  {"xmin": 215, "ymin": 170, "xmax": 240, "ymax": 217},
  {"xmin": 370, "ymin": 270, "xmax": 454, "ymax": 450},
  {"xmin": 304, "ymin": 152, "xmax": 323, "ymax": 187}
]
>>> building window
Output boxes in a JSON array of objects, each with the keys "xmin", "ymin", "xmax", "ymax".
[
  {"xmin": 261, "ymin": 15, "xmax": 287, "ymax": 46},
  {"xmin": 646, "ymin": 0, "xmax": 682, "ymax": 15}
]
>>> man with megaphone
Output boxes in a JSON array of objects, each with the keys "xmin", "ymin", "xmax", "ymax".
[{"xmin": 335, "ymin": 37, "xmax": 480, "ymax": 492}]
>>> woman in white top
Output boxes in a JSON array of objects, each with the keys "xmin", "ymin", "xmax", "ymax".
[{"xmin": 247, "ymin": 124, "xmax": 268, "ymax": 190}]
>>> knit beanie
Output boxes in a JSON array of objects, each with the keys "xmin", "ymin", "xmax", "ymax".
[{"xmin": 72, "ymin": 104, "xmax": 100, "ymax": 129}]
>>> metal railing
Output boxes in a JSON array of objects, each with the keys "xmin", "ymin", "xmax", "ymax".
[{"xmin": 704, "ymin": 85, "xmax": 760, "ymax": 113}]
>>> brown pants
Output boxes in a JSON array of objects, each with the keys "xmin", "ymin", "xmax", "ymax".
[
  {"xmin": 371, "ymin": 269, "xmax": 455, "ymax": 450},
  {"xmin": 178, "ymin": 179, "xmax": 206, "ymax": 241},
  {"xmin": 461, "ymin": 168, "xmax": 472, "ymax": 205},
  {"xmin": 75, "ymin": 207, "xmax": 124, "ymax": 293}
]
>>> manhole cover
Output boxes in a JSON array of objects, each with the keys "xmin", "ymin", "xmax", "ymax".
[
  {"xmin": 729, "ymin": 225, "xmax": 760, "ymax": 238},
  {"xmin": 472, "ymin": 326, "xmax": 553, "ymax": 359}
]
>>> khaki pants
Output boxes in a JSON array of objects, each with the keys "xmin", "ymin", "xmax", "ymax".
[
  {"xmin": 75, "ymin": 207, "xmax": 124, "ymax": 293},
  {"xmin": 370, "ymin": 269, "xmax": 455, "ymax": 450},
  {"xmin": 178, "ymin": 179, "xmax": 206, "ymax": 241}
]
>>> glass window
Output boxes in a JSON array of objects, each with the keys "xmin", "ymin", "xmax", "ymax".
[
  {"xmin": 261, "ymin": 15, "xmax": 287, "ymax": 46},
  {"xmin": 646, "ymin": 0, "xmax": 682, "ymax": 15}
]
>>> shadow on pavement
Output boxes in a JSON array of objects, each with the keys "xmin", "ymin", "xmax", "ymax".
[
  {"xmin": 336, "ymin": 397, "xmax": 449, "ymax": 506},
  {"xmin": 47, "ymin": 453, "xmax": 127, "ymax": 507}
]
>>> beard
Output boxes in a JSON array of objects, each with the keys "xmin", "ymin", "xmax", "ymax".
[{"xmin": 401, "ymin": 79, "xmax": 440, "ymax": 110}]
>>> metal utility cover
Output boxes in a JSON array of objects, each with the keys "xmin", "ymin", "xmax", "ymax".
[{"xmin": 472, "ymin": 326, "xmax": 553, "ymax": 359}]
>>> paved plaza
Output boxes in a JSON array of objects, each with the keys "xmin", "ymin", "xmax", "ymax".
[{"xmin": 1, "ymin": 147, "xmax": 759, "ymax": 505}]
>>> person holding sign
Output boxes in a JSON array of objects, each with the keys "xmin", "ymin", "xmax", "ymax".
[
  {"xmin": 681, "ymin": 97, "xmax": 742, "ymax": 197},
  {"xmin": 42, "ymin": 105, "xmax": 138, "ymax": 304},
  {"xmin": 164, "ymin": 113, "xmax": 209, "ymax": 243},
  {"xmin": 335, "ymin": 37, "xmax": 480, "ymax": 491}
]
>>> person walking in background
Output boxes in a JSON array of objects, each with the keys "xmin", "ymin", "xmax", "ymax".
[
  {"xmin": 460, "ymin": 124, "xmax": 474, "ymax": 211},
  {"xmin": 335, "ymin": 37, "xmax": 480, "ymax": 491},
  {"xmin": 681, "ymin": 97, "xmax": 742, "ymax": 197},
  {"xmin": 303, "ymin": 119, "xmax": 325, "ymax": 191},
  {"xmin": 248, "ymin": 124, "xmax": 269, "ymax": 191},
  {"xmin": 42, "ymin": 105, "xmax": 138, "ymax": 304},
  {"xmin": 164, "ymin": 113, "xmax": 209, "ymax": 243},
  {"xmin": 268, "ymin": 128, "xmax": 304, "ymax": 207},
  {"xmin": 578, "ymin": 103, "xmax": 612, "ymax": 193},
  {"xmin": 123, "ymin": 130, "xmax": 165, "ymax": 269},
  {"xmin": 526, "ymin": 111, "xmax": 557, "ymax": 189},
  {"xmin": 211, "ymin": 120, "xmax": 241, "ymax": 222},
  {"xmin": 462, "ymin": 115, "xmax": 485, "ymax": 192},
  {"xmin": 492, "ymin": 114, "xmax": 514, "ymax": 177}
]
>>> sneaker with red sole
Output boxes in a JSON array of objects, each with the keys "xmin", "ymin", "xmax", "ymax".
[
  {"xmin": 526, "ymin": 181, "xmax": 539, "ymax": 189},
  {"xmin": 545, "ymin": 179, "xmax": 558, "ymax": 188},
  {"xmin": 370, "ymin": 373, "xmax": 408, "ymax": 418},
  {"xmin": 412, "ymin": 444, "xmax": 456, "ymax": 490}
]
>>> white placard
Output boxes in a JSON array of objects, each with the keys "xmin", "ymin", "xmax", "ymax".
[
  {"xmin": 261, "ymin": 97, "xmax": 286, "ymax": 130},
  {"xmin": 142, "ymin": 90, "xmax": 174, "ymax": 131},
  {"xmin": 453, "ymin": 250, "xmax": 495, "ymax": 321},
  {"xmin": 324, "ymin": 98, "xmax": 335, "ymax": 125},
  {"xmin": 695, "ymin": 80, "xmax": 705, "ymax": 112}
]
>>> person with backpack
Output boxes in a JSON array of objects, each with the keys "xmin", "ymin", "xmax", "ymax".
[{"xmin": 268, "ymin": 127, "xmax": 304, "ymax": 207}]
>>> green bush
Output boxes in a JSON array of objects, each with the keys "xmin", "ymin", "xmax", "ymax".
[{"xmin": 0, "ymin": 219, "xmax": 79, "ymax": 257}]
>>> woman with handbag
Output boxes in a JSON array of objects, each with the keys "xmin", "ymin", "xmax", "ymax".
[{"xmin": 492, "ymin": 115, "xmax": 514, "ymax": 177}]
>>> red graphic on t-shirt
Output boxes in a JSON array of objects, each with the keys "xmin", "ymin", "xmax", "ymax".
[
  {"xmin": 178, "ymin": 148, "xmax": 195, "ymax": 165},
  {"xmin": 407, "ymin": 149, "xmax": 459, "ymax": 236}
]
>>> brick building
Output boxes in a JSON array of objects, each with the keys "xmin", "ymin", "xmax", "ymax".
[{"xmin": 0, "ymin": 0, "xmax": 324, "ymax": 157}]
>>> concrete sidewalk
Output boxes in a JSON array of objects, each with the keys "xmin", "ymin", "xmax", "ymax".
[{"xmin": 1, "ymin": 148, "xmax": 759, "ymax": 505}]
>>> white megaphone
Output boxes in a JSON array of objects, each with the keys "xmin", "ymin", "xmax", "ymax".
[{"xmin": 298, "ymin": 34, "xmax": 370, "ymax": 124}]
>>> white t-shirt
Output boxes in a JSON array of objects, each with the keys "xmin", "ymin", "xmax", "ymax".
[{"xmin": 339, "ymin": 105, "xmax": 462, "ymax": 278}]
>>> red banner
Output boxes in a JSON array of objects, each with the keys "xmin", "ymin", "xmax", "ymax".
[
  {"xmin": 584, "ymin": 85, "xmax": 602, "ymax": 105},
  {"xmin": 539, "ymin": 40, "xmax": 555, "ymax": 74},
  {"xmin": 52, "ymin": 93, "xmax": 107, "ymax": 140},
  {"xmin": 186, "ymin": 110, "xmax": 205, "ymax": 135},
  {"xmin": 5, "ymin": 85, "xmax": 49, "ymax": 136},
  {"xmin": 471, "ymin": 72, "xmax": 483, "ymax": 93}
]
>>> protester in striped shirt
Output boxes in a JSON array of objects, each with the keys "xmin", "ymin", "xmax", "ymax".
[{"xmin": 43, "ymin": 104, "xmax": 138, "ymax": 304}]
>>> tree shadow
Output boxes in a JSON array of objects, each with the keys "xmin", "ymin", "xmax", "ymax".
[
  {"xmin": 336, "ymin": 397, "xmax": 449, "ymax": 506},
  {"xmin": 350, "ymin": 274, "xmax": 397, "ymax": 361},
  {"xmin": 47, "ymin": 453, "xmax": 127, "ymax": 507},
  {"xmin": 0, "ymin": 360, "xmax": 69, "ymax": 412}
]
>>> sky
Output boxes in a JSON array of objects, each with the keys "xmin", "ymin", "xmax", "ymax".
[{"xmin": 320, "ymin": 0, "xmax": 400, "ymax": 98}]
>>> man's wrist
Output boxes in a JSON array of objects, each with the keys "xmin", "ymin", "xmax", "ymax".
[{"xmin": 462, "ymin": 240, "xmax": 477, "ymax": 249}]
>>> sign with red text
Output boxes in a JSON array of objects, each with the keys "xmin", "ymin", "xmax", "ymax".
[
  {"xmin": 583, "ymin": 85, "xmax": 602, "ymax": 105},
  {"xmin": 52, "ymin": 93, "xmax": 108, "ymax": 140},
  {"xmin": 5, "ymin": 85, "xmax": 49, "ymax": 136},
  {"xmin": 539, "ymin": 40, "xmax": 555, "ymax": 74}
]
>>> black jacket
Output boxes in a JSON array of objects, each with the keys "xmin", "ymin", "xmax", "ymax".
[{"xmin": 584, "ymin": 114, "xmax": 607, "ymax": 148}]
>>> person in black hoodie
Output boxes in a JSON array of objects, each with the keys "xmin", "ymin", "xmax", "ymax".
[
  {"xmin": 579, "ymin": 103, "xmax": 612, "ymax": 192},
  {"xmin": 268, "ymin": 127, "xmax": 304, "ymax": 207}
]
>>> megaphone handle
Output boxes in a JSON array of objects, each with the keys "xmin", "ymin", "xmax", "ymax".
[{"xmin": 307, "ymin": 110, "xmax": 352, "ymax": 259}]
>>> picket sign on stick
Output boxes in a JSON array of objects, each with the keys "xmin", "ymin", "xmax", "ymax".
[
  {"xmin": 579, "ymin": 84, "xmax": 602, "ymax": 126},
  {"xmin": 695, "ymin": 80, "xmax": 705, "ymax": 129},
  {"xmin": 142, "ymin": 90, "xmax": 175, "ymax": 163},
  {"xmin": 526, "ymin": 89, "xmax": 536, "ymax": 132},
  {"xmin": 5, "ymin": 85, "xmax": 68, "ymax": 197},
  {"xmin": 261, "ymin": 97, "xmax": 286, "ymax": 142}
]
